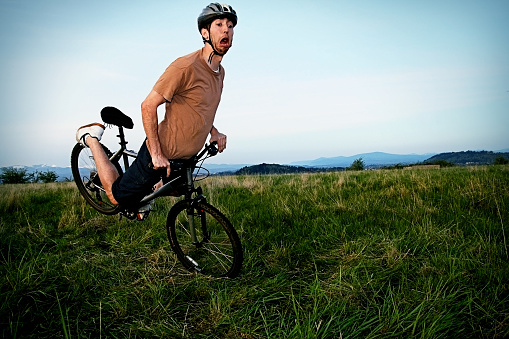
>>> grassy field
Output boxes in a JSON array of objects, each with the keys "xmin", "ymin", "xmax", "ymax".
[{"xmin": 1, "ymin": 166, "xmax": 508, "ymax": 338}]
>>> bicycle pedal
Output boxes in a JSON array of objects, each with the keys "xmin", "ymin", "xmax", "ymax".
[
  {"xmin": 136, "ymin": 211, "xmax": 150, "ymax": 221},
  {"xmin": 119, "ymin": 211, "xmax": 137, "ymax": 221},
  {"xmin": 135, "ymin": 200, "xmax": 153, "ymax": 221}
]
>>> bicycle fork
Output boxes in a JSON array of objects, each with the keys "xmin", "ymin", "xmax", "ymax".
[
  {"xmin": 186, "ymin": 167, "xmax": 200, "ymax": 245},
  {"xmin": 185, "ymin": 167, "xmax": 210, "ymax": 247},
  {"xmin": 185, "ymin": 206, "xmax": 210, "ymax": 273}
]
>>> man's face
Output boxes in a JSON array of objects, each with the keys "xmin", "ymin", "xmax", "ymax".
[{"xmin": 204, "ymin": 18, "xmax": 234, "ymax": 55}]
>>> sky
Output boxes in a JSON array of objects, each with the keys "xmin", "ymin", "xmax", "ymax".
[{"xmin": 0, "ymin": 0, "xmax": 508, "ymax": 167}]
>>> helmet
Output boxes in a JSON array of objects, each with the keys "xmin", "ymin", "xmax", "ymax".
[{"xmin": 198, "ymin": 3, "xmax": 237, "ymax": 31}]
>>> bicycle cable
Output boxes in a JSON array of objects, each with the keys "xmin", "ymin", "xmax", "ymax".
[{"xmin": 193, "ymin": 155, "xmax": 212, "ymax": 182}]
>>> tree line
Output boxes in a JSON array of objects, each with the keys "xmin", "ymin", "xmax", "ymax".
[
  {"xmin": 233, "ymin": 158, "xmax": 366, "ymax": 175},
  {"xmin": 2, "ymin": 150, "xmax": 507, "ymax": 182},
  {"xmin": 425, "ymin": 150, "xmax": 509, "ymax": 165},
  {"xmin": 0, "ymin": 168, "xmax": 59, "ymax": 184}
]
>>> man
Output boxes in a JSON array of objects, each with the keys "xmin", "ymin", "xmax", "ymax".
[{"xmin": 75, "ymin": 3, "xmax": 237, "ymax": 209}]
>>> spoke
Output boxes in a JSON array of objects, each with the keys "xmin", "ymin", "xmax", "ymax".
[
  {"xmin": 202, "ymin": 245, "xmax": 233, "ymax": 272},
  {"xmin": 203, "ymin": 243, "xmax": 234, "ymax": 261},
  {"xmin": 177, "ymin": 220, "xmax": 192, "ymax": 237}
]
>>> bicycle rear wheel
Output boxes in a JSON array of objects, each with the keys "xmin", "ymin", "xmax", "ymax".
[
  {"xmin": 167, "ymin": 200, "xmax": 243, "ymax": 278},
  {"xmin": 71, "ymin": 143, "xmax": 122, "ymax": 215}
]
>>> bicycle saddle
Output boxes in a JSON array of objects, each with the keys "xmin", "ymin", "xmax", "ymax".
[{"xmin": 100, "ymin": 106, "xmax": 134, "ymax": 129}]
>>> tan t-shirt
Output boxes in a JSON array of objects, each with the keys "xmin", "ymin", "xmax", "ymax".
[{"xmin": 153, "ymin": 49, "xmax": 224, "ymax": 159}]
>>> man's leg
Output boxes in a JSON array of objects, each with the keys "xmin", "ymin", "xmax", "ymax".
[
  {"xmin": 76, "ymin": 123, "xmax": 119, "ymax": 205},
  {"xmin": 86, "ymin": 137, "xmax": 120, "ymax": 205}
]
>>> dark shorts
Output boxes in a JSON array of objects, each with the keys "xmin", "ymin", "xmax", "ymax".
[{"xmin": 112, "ymin": 141, "xmax": 162, "ymax": 209}]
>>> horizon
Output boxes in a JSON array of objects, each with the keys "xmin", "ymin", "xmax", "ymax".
[
  {"xmin": 1, "ymin": 1, "xmax": 508, "ymax": 167},
  {"xmin": 4, "ymin": 147, "xmax": 509, "ymax": 169}
]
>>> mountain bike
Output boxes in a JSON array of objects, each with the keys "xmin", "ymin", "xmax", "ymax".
[{"xmin": 70, "ymin": 106, "xmax": 242, "ymax": 278}]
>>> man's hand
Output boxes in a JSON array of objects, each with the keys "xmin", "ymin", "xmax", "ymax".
[
  {"xmin": 151, "ymin": 154, "xmax": 171, "ymax": 177},
  {"xmin": 210, "ymin": 129, "xmax": 227, "ymax": 152}
]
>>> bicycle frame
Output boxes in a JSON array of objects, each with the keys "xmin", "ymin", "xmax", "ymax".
[
  {"xmin": 73, "ymin": 106, "xmax": 242, "ymax": 277},
  {"xmin": 106, "ymin": 122, "xmax": 217, "ymax": 228}
]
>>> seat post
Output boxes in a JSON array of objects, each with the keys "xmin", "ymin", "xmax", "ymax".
[{"xmin": 117, "ymin": 126, "xmax": 129, "ymax": 170}]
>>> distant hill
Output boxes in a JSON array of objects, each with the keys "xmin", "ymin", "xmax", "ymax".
[
  {"xmin": 199, "ymin": 163, "xmax": 248, "ymax": 173},
  {"xmin": 425, "ymin": 151, "xmax": 509, "ymax": 165},
  {"xmin": 236, "ymin": 150, "xmax": 509, "ymax": 175},
  {"xmin": 291, "ymin": 152, "xmax": 434, "ymax": 168},
  {"xmin": 3, "ymin": 149, "xmax": 508, "ymax": 181},
  {"xmin": 235, "ymin": 163, "xmax": 344, "ymax": 175}
]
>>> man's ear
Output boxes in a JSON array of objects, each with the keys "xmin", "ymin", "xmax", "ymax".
[{"xmin": 201, "ymin": 28, "xmax": 209, "ymax": 40}]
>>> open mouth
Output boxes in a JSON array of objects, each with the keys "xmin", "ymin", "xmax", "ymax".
[{"xmin": 220, "ymin": 37, "xmax": 229, "ymax": 46}]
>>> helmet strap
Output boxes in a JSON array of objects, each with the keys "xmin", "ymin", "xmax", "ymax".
[
  {"xmin": 206, "ymin": 40, "xmax": 224, "ymax": 64},
  {"xmin": 203, "ymin": 29, "xmax": 225, "ymax": 64}
]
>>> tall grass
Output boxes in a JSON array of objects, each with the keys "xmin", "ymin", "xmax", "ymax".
[{"xmin": 1, "ymin": 166, "xmax": 508, "ymax": 338}]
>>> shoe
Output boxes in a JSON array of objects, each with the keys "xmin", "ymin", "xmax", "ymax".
[{"xmin": 76, "ymin": 123, "xmax": 105, "ymax": 147}]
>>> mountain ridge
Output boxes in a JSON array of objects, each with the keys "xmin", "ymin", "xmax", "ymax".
[
  {"xmin": 290, "ymin": 151, "xmax": 436, "ymax": 168},
  {"xmin": 3, "ymin": 149, "xmax": 508, "ymax": 180}
]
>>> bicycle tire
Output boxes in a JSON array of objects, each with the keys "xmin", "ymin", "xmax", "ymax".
[
  {"xmin": 167, "ymin": 200, "xmax": 243, "ymax": 278},
  {"xmin": 71, "ymin": 143, "xmax": 123, "ymax": 215}
]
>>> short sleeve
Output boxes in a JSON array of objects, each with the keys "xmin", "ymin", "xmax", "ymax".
[{"xmin": 153, "ymin": 64, "xmax": 186, "ymax": 102}]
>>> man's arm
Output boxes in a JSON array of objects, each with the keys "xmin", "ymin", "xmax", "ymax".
[
  {"xmin": 141, "ymin": 90, "xmax": 171, "ymax": 177},
  {"xmin": 210, "ymin": 125, "xmax": 227, "ymax": 152}
]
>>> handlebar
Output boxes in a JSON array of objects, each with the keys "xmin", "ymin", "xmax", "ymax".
[{"xmin": 196, "ymin": 141, "xmax": 218, "ymax": 159}]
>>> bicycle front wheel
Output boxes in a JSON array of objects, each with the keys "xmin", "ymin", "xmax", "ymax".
[
  {"xmin": 71, "ymin": 143, "xmax": 122, "ymax": 215},
  {"xmin": 167, "ymin": 200, "xmax": 243, "ymax": 278}
]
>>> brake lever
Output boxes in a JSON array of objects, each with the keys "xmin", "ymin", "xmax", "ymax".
[{"xmin": 208, "ymin": 142, "xmax": 218, "ymax": 156}]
